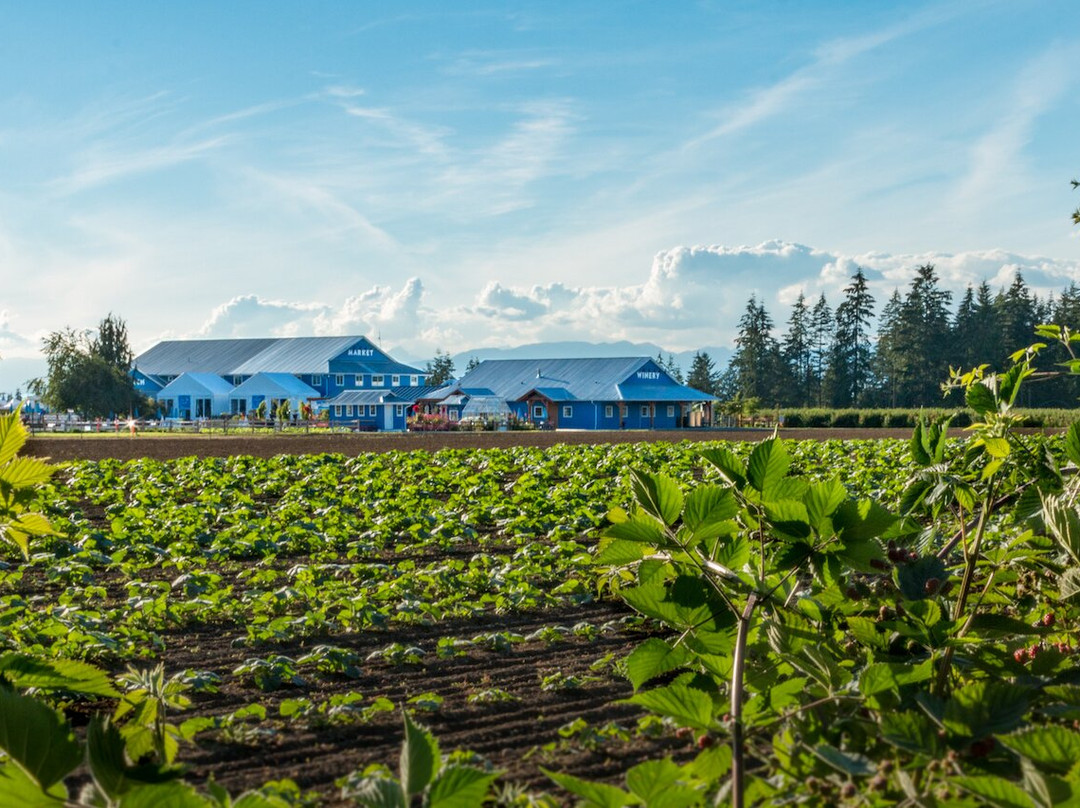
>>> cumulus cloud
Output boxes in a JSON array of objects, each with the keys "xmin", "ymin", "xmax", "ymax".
[
  {"xmin": 184, "ymin": 242, "xmax": 1080, "ymax": 360},
  {"xmin": 0, "ymin": 310, "xmax": 34, "ymax": 353}
]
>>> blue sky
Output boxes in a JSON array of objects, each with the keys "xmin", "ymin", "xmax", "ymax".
[{"xmin": 2, "ymin": 1, "xmax": 1079, "ymax": 392}]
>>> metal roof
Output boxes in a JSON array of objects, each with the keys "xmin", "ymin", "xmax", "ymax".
[
  {"xmin": 522, "ymin": 386, "xmax": 577, "ymax": 402},
  {"xmin": 616, "ymin": 383, "xmax": 715, "ymax": 402},
  {"xmin": 231, "ymin": 336, "xmax": 366, "ymax": 375},
  {"xmin": 456, "ymin": 357, "xmax": 683, "ymax": 402},
  {"xmin": 390, "ymin": 386, "xmax": 445, "ymax": 402},
  {"xmin": 229, "ymin": 373, "xmax": 321, "ymax": 399},
  {"xmin": 157, "ymin": 373, "xmax": 235, "ymax": 396},
  {"xmin": 134, "ymin": 339, "xmax": 276, "ymax": 376},
  {"xmin": 133, "ymin": 336, "xmax": 424, "ymax": 377},
  {"xmin": 324, "ymin": 390, "xmax": 404, "ymax": 406}
]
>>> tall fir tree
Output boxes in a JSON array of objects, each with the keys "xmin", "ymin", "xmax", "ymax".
[
  {"xmin": 686, "ymin": 351, "xmax": 718, "ymax": 395},
  {"xmin": 827, "ymin": 269, "xmax": 875, "ymax": 407},
  {"xmin": 781, "ymin": 293, "xmax": 813, "ymax": 407},
  {"xmin": 730, "ymin": 296, "xmax": 783, "ymax": 404},
  {"xmin": 809, "ymin": 294, "xmax": 833, "ymax": 407},
  {"xmin": 872, "ymin": 290, "xmax": 904, "ymax": 407}
]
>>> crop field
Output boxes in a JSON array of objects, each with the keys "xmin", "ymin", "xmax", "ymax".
[{"xmin": 3, "ymin": 400, "xmax": 1080, "ymax": 807}]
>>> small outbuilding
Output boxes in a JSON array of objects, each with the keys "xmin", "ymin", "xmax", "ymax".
[
  {"xmin": 228, "ymin": 373, "xmax": 321, "ymax": 419},
  {"xmin": 156, "ymin": 373, "xmax": 235, "ymax": 419}
]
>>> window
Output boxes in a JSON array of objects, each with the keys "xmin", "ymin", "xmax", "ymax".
[
  {"xmin": 334, "ymin": 405, "xmax": 342, "ymax": 416},
  {"xmin": 391, "ymin": 375, "xmax": 400, "ymax": 386},
  {"xmin": 372, "ymin": 375, "xmax": 384, "ymax": 386},
  {"xmin": 233, "ymin": 376, "xmax": 243, "ymax": 386},
  {"xmin": 667, "ymin": 405, "xmax": 675, "ymax": 417},
  {"xmin": 605, "ymin": 405, "xmax": 614, "ymax": 418},
  {"xmin": 533, "ymin": 405, "xmax": 544, "ymax": 418},
  {"xmin": 368, "ymin": 405, "xmax": 377, "ymax": 416},
  {"xmin": 410, "ymin": 375, "xmax": 419, "ymax": 386},
  {"xmin": 311, "ymin": 375, "xmax": 322, "ymax": 386},
  {"xmin": 620, "ymin": 405, "xmax": 628, "ymax": 417},
  {"xmin": 335, "ymin": 374, "xmax": 345, "ymax": 387},
  {"xmin": 641, "ymin": 405, "xmax": 650, "ymax": 417},
  {"xmin": 395, "ymin": 404, "xmax": 404, "ymax": 416},
  {"xmin": 449, "ymin": 410, "xmax": 459, "ymax": 421},
  {"xmin": 562, "ymin": 405, "xmax": 572, "ymax": 418}
]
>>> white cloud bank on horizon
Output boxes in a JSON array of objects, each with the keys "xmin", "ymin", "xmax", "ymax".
[
  {"xmin": 183, "ymin": 240, "xmax": 1080, "ymax": 358},
  {"xmin": 3, "ymin": 240, "xmax": 1080, "ymax": 390}
]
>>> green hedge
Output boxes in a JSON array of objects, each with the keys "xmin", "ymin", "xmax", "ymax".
[{"xmin": 770, "ymin": 407, "xmax": 1078, "ymax": 429}]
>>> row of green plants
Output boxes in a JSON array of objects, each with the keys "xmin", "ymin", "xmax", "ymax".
[
  {"xmin": 3, "ymin": 323, "xmax": 1080, "ymax": 805},
  {"xmin": 777, "ymin": 406, "xmax": 1079, "ymax": 429}
]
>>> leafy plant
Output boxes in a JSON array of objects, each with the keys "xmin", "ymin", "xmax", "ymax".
[
  {"xmin": 0, "ymin": 407, "xmax": 56, "ymax": 559},
  {"xmin": 341, "ymin": 711, "xmax": 501, "ymax": 807}
]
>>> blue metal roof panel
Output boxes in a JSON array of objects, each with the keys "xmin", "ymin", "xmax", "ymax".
[
  {"xmin": 324, "ymin": 390, "xmax": 401, "ymax": 406},
  {"xmin": 229, "ymin": 373, "xmax": 320, "ymax": 398},
  {"xmin": 527, "ymin": 386, "xmax": 578, "ymax": 401},
  {"xmin": 134, "ymin": 339, "xmax": 276, "ymax": 376},
  {"xmin": 232, "ymin": 336, "xmax": 361, "ymax": 375},
  {"xmin": 158, "ymin": 373, "xmax": 234, "ymax": 396},
  {"xmin": 616, "ymin": 384, "xmax": 715, "ymax": 402},
  {"xmin": 456, "ymin": 357, "xmax": 651, "ymax": 401}
]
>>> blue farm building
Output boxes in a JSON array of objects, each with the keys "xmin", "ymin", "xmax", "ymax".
[
  {"xmin": 132, "ymin": 336, "xmax": 429, "ymax": 427},
  {"xmin": 131, "ymin": 338, "xmax": 714, "ymax": 431},
  {"xmin": 422, "ymin": 357, "xmax": 715, "ymax": 430}
]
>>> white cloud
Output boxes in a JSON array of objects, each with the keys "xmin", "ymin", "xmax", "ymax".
[{"xmin": 178, "ymin": 241, "xmax": 1080, "ymax": 362}]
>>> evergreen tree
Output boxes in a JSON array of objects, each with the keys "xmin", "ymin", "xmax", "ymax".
[
  {"xmin": 889, "ymin": 264, "xmax": 952, "ymax": 406},
  {"xmin": 665, "ymin": 353, "xmax": 684, "ymax": 383},
  {"xmin": 730, "ymin": 296, "xmax": 783, "ymax": 404},
  {"xmin": 873, "ymin": 290, "xmax": 904, "ymax": 407},
  {"xmin": 781, "ymin": 293, "xmax": 813, "ymax": 407},
  {"xmin": 686, "ymin": 351, "xmax": 718, "ymax": 395},
  {"xmin": 995, "ymin": 272, "xmax": 1037, "ymax": 361},
  {"xmin": 465, "ymin": 356, "xmax": 481, "ymax": 373},
  {"xmin": 828, "ymin": 269, "xmax": 875, "ymax": 407},
  {"xmin": 425, "ymin": 350, "xmax": 455, "ymax": 386},
  {"xmin": 809, "ymin": 294, "xmax": 833, "ymax": 407}
]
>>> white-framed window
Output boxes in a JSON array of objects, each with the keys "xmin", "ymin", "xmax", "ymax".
[
  {"xmin": 334, "ymin": 405, "xmax": 342, "ymax": 416},
  {"xmin": 395, "ymin": 404, "xmax": 404, "ymax": 416},
  {"xmin": 372, "ymin": 375, "xmax": 384, "ymax": 386},
  {"xmin": 641, "ymin": 405, "xmax": 650, "ymax": 417},
  {"xmin": 533, "ymin": 405, "xmax": 544, "ymax": 418},
  {"xmin": 391, "ymin": 375, "xmax": 400, "ymax": 386},
  {"xmin": 449, "ymin": 410, "xmax": 459, "ymax": 421},
  {"xmin": 312, "ymin": 375, "xmax": 322, "ymax": 386},
  {"xmin": 233, "ymin": 376, "xmax": 243, "ymax": 386},
  {"xmin": 368, "ymin": 404, "xmax": 376, "ymax": 416},
  {"xmin": 605, "ymin": 405, "xmax": 614, "ymax": 418},
  {"xmin": 335, "ymin": 374, "xmax": 345, "ymax": 387},
  {"xmin": 410, "ymin": 375, "xmax": 419, "ymax": 386},
  {"xmin": 562, "ymin": 405, "xmax": 572, "ymax": 418},
  {"xmin": 667, "ymin": 405, "xmax": 675, "ymax": 417}
]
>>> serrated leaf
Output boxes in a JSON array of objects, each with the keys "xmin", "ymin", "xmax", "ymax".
[
  {"xmin": 605, "ymin": 515, "xmax": 668, "ymax": 545},
  {"xmin": 811, "ymin": 744, "xmax": 874, "ymax": 776},
  {"xmin": 346, "ymin": 778, "xmax": 405, "ymax": 808},
  {"xmin": 700, "ymin": 447, "xmax": 745, "ymax": 489},
  {"xmin": 998, "ymin": 726, "xmax": 1080, "ymax": 774},
  {"xmin": 804, "ymin": 480, "xmax": 846, "ymax": 531},
  {"xmin": 627, "ymin": 683, "xmax": 715, "ymax": 731},
  {"xmin": 625, "ymin": 759, "xmax": 698, "ymax": 807},
  {"xmin": 427, "ymin": 765, "xmax": 500, "ymax": 808},
  {"xmin": 966, "ymin": 382, "xmax": 997, "ymax": 416},
  {"xmin": 116, "ymin": 782, "xmax": 213, "ymax": 808},
  {"xmin": 762, "ymin": 500, "xmax": 811, "ymax": 540},
  {"xmin": 0, "ymin": 654, "xmax": 119, "ymax": 698},
  {"xmin": 630, "ymin": 471, "xmax": 683, "ymax": 527},
  {"xmin": 1065, "ymin": 422, "xmax": 1080, "ymax": 467},
  {"xmin": 879, "ymin": 710, "xmax": 941, "ymax": 755},
  {"xmin": 543, "ymin": 769, "xmax": 633, "ymax": 808},
  {"xmin": 944, "ymin": 681, "xmax": 1029, "ymax": 738},
  {"xmin": 400, "ymin": 711, "xmax": 438, "ymax": 798},
  {"xmin": 834, "ymin": 498, "xmax": 896, "ymax": 541},
  {"xmin": 593, "ymin": 539, "xmax": 646, "ymax": 566},
  {"xmin": 0, "ymin": 687, "xmax": 83, "ymax": 791},
  {"xmin": 1061, "ymin": 568, "xmax": 1080, "ymax": 601},
  {"xmin": 746, "ymin": 438, "xmax": 790, "ymax": 495},
  {"xmin": 953, "ymin": 776, "xmax": 1035, "ymax": 808},
  {"xmin": 624, "ymin": 639, "xmax": 692, "ymax": 691},
  {"xmin": 0, "ymin": 457, "xmax": 54, "ymax": 489},
  {"xmin": 0, "ymin": 410, "xmax": 28, "ymax": 468},
  {"xmin": 983, "ymin": 437, "xmax": 1011, "ymax": 458},
  {"xmin": 0, "ymin": 764, "xmax": 66, "ymax": 807},
  {"xmin": 910, "ymin": 421, "xmax": 932, "ymax": 466},
  {"xmin": 683, "ymin": 486, "xmax": 737, "ymax": 542}
]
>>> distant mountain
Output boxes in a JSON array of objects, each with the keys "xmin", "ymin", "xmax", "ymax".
[{"xmin": 390, "ymin": 341, "xmax": 733, "ymax": 378}]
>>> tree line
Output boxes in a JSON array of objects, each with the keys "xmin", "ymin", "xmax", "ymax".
[{"xmin": 684, "ymin": 266, "xmax": 1080, "ymax": 410}]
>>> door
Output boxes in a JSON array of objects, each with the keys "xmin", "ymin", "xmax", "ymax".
[{"xmin": 382, "ymin": 405, "xmax": 394, "ymax": 430}]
